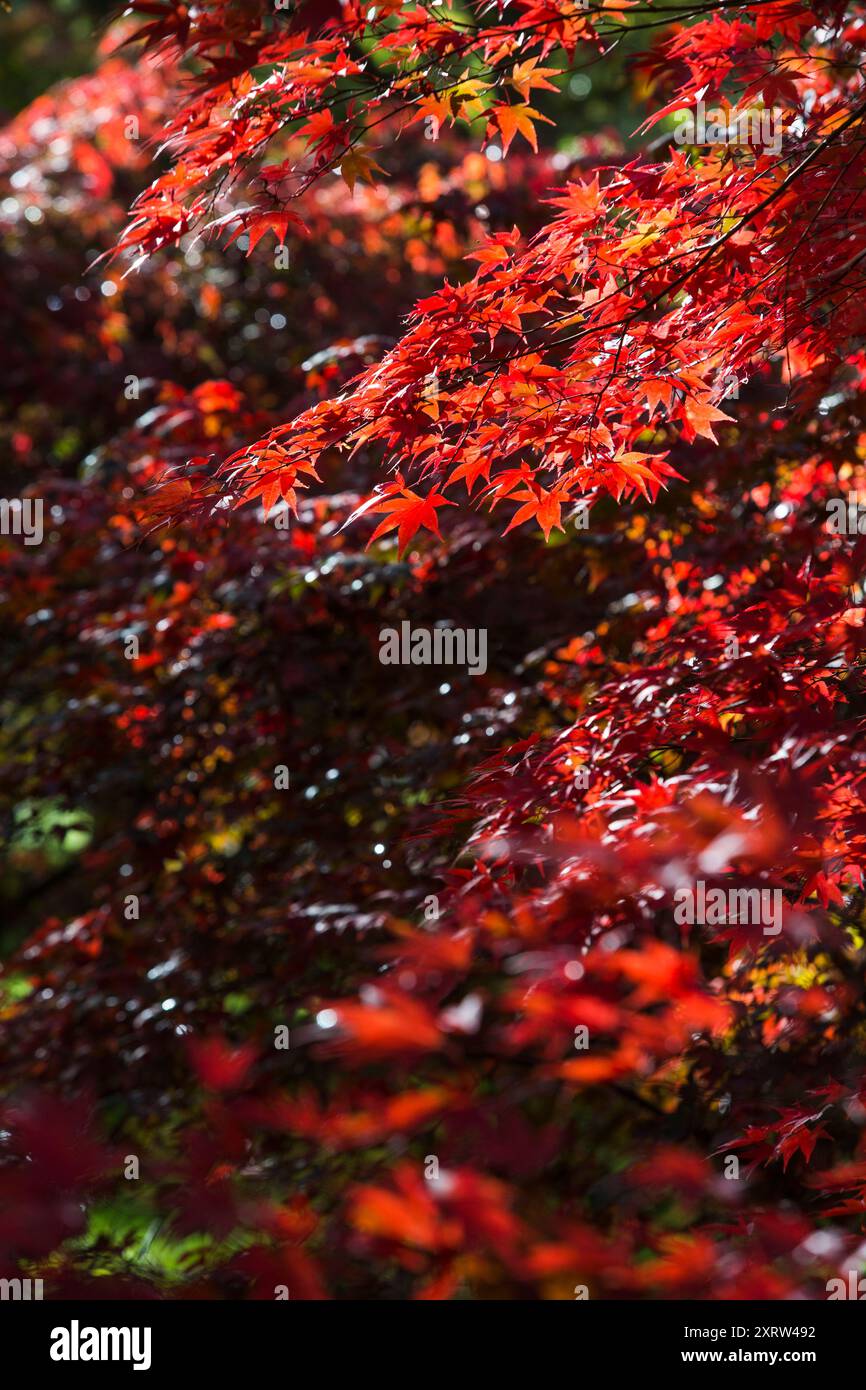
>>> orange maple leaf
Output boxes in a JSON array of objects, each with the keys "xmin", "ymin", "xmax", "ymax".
[
  {"xmin": 681, "ymin": 394, "xmax": 735, "ymax": 443},
  {"xmin": 339, "ymin": 147, "xmax": 385, "ymax": 193},
  {"xmin": 504, "ymin": 484, "xmax": 568, "ymax": 540},
  {"xmin": 363, "ymin": 485, "xmax": 456, "ymax": 554},
  {"xmin": 509, "ymin": 58, "xmax": 561, "ymax": 102},
  {"xmin": 492, "ymin": 103, "xmax": 553, "ymax": 154}
]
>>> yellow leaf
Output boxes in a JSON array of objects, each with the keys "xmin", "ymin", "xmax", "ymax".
[{"xmin": 339, "ymin": 148, "xmax": 385, "ymax": 194}]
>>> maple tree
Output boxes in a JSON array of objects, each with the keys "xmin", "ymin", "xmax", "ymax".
[{"xmin": 3, "ymin": 0, "xmax": 866, "ymax": 1303}]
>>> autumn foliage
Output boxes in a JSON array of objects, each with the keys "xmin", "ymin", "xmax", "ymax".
[{"xmin": 3, "ymin": 0, "xmax": 866, "ymax": 1300}]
